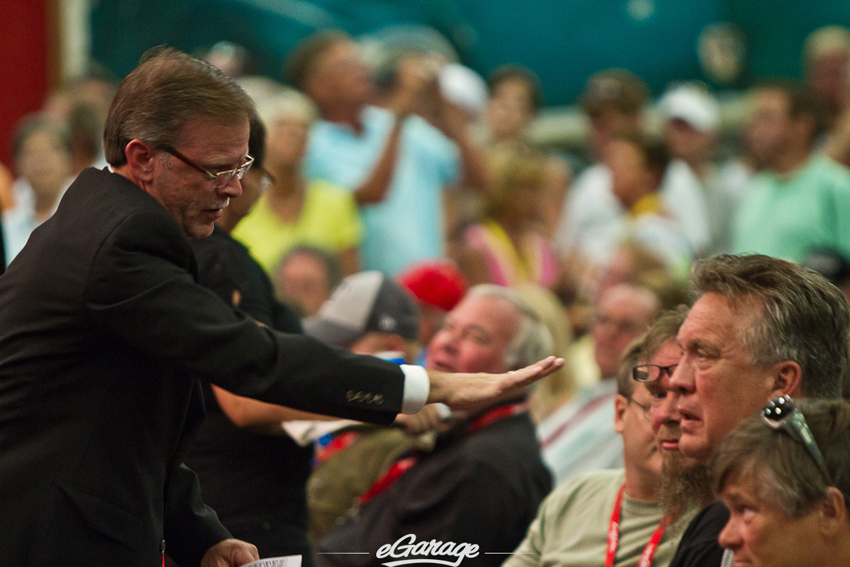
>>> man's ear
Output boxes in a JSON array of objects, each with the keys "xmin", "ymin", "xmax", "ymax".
[
  {"xmin": 819, "ymin": 486, "xmax": 847, "ymax": 538},
  {"xmin": 123, "ymin": 140, "xmax": 158, "ymax": 184},
  {"xmin": 770, "ymin": 360, "xmax": 803, "ymax": 398},
  {"xmin": 614, "ymin": 394, "xmax": 628, "ymax": 434}
]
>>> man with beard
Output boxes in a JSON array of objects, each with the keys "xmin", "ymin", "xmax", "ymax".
[
  {"xmin": 654, "ymin": 254, "xmax": 848, "ymax": 567},
  {"xmin": 638, "ymin": 308, "xmax": 714, "ymax": 524},
  {"xmin": 505, "ymin": 311, "xmax": 698, "ymax": 567}
]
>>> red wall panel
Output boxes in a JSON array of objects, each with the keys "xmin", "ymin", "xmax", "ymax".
[{"xmin": 0, "ymin": 1, "xmax": 51, "ymax": 169}]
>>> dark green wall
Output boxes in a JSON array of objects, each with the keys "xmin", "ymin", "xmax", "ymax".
[{"xmin": 91, "ymin": 0, "xmax": 850, "ymax": 106}]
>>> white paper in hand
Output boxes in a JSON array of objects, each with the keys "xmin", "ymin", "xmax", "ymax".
[{"xmin": 242, "ymin": 555, "xmax": 302, "ymax": 567}]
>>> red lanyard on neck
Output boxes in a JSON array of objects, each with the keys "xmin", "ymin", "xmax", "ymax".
[
  {"xmin": 605, "ymin": 483, "xmax": 670, "ymax": 567},
  {"xmin": 464, "ymin": 401, "xmax": 528, "ymax": 435},
  {"xmin": 359, "ymin": 402, "xmax": 528, "ymax": 505}
]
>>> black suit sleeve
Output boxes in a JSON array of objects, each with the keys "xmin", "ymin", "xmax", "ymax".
[
  {"xmin": 85, "ymin": 210, "xmax": 405, "ymax": 423},
  {"xmin": 163, "ymin": 463, "xmax": 232, "ymax": 566}
]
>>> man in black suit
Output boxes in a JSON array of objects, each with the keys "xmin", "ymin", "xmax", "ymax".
[{"xmin": 0, "ymin": 47, "xmax": 560, "ymax": 567}]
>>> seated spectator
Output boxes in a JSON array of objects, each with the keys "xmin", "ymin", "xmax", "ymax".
[
  {"xmin": 539, "ymin": 281, "xmax": 661, "ymax": 485},
  {"xmin": 713, "ymin": 398, "xmax": 850, "ymax": 567},
  {"xmin": 3, "ymin": 114, "xmax": 74, "ymax": 265},
  {"xmin": 274, "ymin": 245, "xmax": 343, "ymax": 318},
  {"xmin": 291, "ymin": 30, "xmax": 488, "ymax": 275},
  {"xmin": 42, "ymin": 66, "xmax": 117, "ymax": 173},
  {"xmin": 300, "ymin": 271, "xmax": 424, "ymax": 541},
  {"xmin": 506, "ymin": 313, "xmax": 698, "ymax": 567},
  {"xmin": 658, "ymin": 83, "xmax": 743, "ymax": 254},
  {"xmin": 397, "ymin": 259, "xmax": 469, "ymax": 350},
  {"xmin": 605, "ymin": 130, "xmax": 694, "ymax": 271},
  {"xmin": 804, "ymin": 26, "xmax": 850, "ymax": 132},
  {"xmin": 233, "ymin": 89, "xmax": 362, "ymax": 276},
  {"xmin": 316, "ymin": 285, "xmax": 554, "ymax": 567},
  {"xmin": 458, "ymin": 150, "xmax": 559, "ymax": 289},
  {"xmin": 478, "ymin": 65, "xmax": 570, "ymax": 238},
  {"xmin": 642, "ymin": 308, "xmax": 715, "ymax": 523},
  {"xmin": 554, "ymin": 69, "xmax": 708, "ymax": 285},
  {"xmin": 732, "ymin": 80, "xmax": 850, "ymax": 263},
  {"xmin": 656, "ymin": 254, "xmax": 848, "ymax": 567}
]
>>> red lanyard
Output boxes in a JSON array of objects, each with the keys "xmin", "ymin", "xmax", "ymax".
[
  {"xmin": 359, "ymin": 402, "xmax": 528, "ymax": 505},
  {"xmin": 605, "ymin": 484, "xmax": 671, "ymax": 567},
  {"xmin": 464, "ymin": 401, "xmax": 528, "ymax": 435}
]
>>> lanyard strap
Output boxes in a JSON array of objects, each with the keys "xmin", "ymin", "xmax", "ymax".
[
  {"xmin": 359, "ymin": 402, "xmax": 528, "ymax": 505},
  {"xmin": 605, "ymin": 484, "xmax": 671, "ymax": 567},
  {"xmin": 464, "ymin": 401, "xmax": 528, "ymax": 435}
]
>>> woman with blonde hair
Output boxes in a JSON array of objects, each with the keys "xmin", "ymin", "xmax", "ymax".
[
  {"xmin": 458, "ymin": 149, "xmax": 559, "ymax": 289},
  {"xmin": 233, "ymin": 89, "xmax": 362, "ymax": 276}
]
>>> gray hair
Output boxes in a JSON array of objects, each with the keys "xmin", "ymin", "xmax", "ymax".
[
  {"xmin": 465, "ymin": 285, "xmax": 554, "ymax": 368},
  {"xmin": 713, "ymin": 398, "xmax": 850, "ymax": 518},
  {"xmin": 690, "ymin": 254, "xmax": 848, "ymax": 399}
]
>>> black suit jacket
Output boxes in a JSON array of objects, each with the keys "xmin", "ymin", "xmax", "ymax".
[{"xmin": 0, "ymin": 168, "xmax": 405, "ymax": 567}]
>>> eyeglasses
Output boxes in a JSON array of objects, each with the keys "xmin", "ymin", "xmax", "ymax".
[
  {"xmin": 627, "ymin": 397, "xmax": 652, "ymax": 421},
  {"xmin": 162, "ymin": 146, "xmax": 253, "ymax": 189},
  {"xmin": 761, "ymin": 395, "xmax": 831, "ymax": 484},
  {"xmin": 632, "ymin": 363, "xmax": 678, "ymax": 383}
]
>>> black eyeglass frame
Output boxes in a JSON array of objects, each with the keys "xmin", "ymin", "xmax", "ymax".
[
  {"xmin": 626, "ymin": 397, "xmax": 652, "ymax": 421},
  {"xmin": 632, "ymin": 363, "xmax": 678, "ymax": 383},
  {"xmin": 161, "ymin": 146, "xmax": 254, "ymax": 189},
  {"xmin": 761, "ymin": 395, "xmax": 832, "ymax": 485}
]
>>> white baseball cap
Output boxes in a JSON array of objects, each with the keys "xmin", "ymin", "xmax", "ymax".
[{"xmin": 658, "ymin": 84, "xmax": 720, "ymax": 133}]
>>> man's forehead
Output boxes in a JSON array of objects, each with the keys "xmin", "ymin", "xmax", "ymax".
[
  {"xmin": 599, "ymin": 285, "xmax": 658, "ymax": 319},
  {"xmin": 652, "ymin": 340, "xmax": 682, "ymax": 364},
  {"xmin": 681, "ymin": 292, "xmax": 764, "ymax": 345},
  {"xmin": 451, "ymin": 295, "xmax": 520, "ymax": 334},
  {"xmin": 175, "ymin": 116, "xmax": 249, "ymax": 156}
]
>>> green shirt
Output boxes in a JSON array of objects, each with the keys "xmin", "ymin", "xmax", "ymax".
[
  {"xmin": 505, "ymin": 469, "xmax": 693, "ymax": 567},
  {"xmin": 232, "ymin": 179, "xmax": 362, "ymax": 274},
  {"xmin": 732, "ymin": 154, "xmax": 850, "ymax": 263}
]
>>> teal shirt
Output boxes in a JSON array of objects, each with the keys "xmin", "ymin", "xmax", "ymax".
[{"xmin": 732, "ymin": 154, "xmax": 850, "ymax": 262}]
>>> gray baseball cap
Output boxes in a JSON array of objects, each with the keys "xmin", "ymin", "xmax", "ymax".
[{"xmin": 304, "ymin": 271, "xmax": 420, "ymax": 347}]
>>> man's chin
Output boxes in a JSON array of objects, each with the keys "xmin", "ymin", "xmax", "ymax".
[{"xmin": 186, "ymin": 222, "xmax": 216, "ymax": 239}]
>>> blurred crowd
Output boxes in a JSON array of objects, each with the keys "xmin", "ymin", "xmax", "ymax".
[{"xmin": 5, "ymin": 23, "xmax": 850, "ymax": 567}]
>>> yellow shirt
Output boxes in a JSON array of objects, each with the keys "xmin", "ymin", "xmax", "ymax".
[{"xmin": 233, "ymin": 179, "xmax": 362, "ymax": 273}]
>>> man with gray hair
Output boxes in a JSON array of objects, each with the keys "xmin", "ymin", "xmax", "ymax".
[
  {"xmin": 0, "ymin": 49, "xmax": 561, "ymax": 567},
  {"xmin": 655, "ymin": 254, "xmax": 849, "ymax": 567},
  {"xmin": 316, "ymin": 285, "xmax": 554, "ymax": 567}
]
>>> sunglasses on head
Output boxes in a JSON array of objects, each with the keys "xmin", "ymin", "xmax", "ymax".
[{"xmin": 761, "ymin": 395, "xmax": 831, "ymax": 484}]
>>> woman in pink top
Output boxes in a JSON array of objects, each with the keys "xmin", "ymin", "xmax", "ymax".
[{"xmin": 459, "ymin": 150, "xmax": 559, "ymax": 289}]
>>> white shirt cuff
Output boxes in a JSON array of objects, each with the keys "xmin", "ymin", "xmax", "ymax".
[{"xmin": 400, "ymin": 364, "xmax": 430, "ymax": 414}]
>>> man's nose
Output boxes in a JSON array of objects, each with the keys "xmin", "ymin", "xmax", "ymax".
[
  {"xmin": 650, "ymin": 393, "xmax": 678, "ymax": 431},
  {"xmin": 220, "ymin": 175, "xmax": 243, "ymax": 199},
  {"xmin": 668, "ymin": 357, "xmax": 695, "ymax": 395}
]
